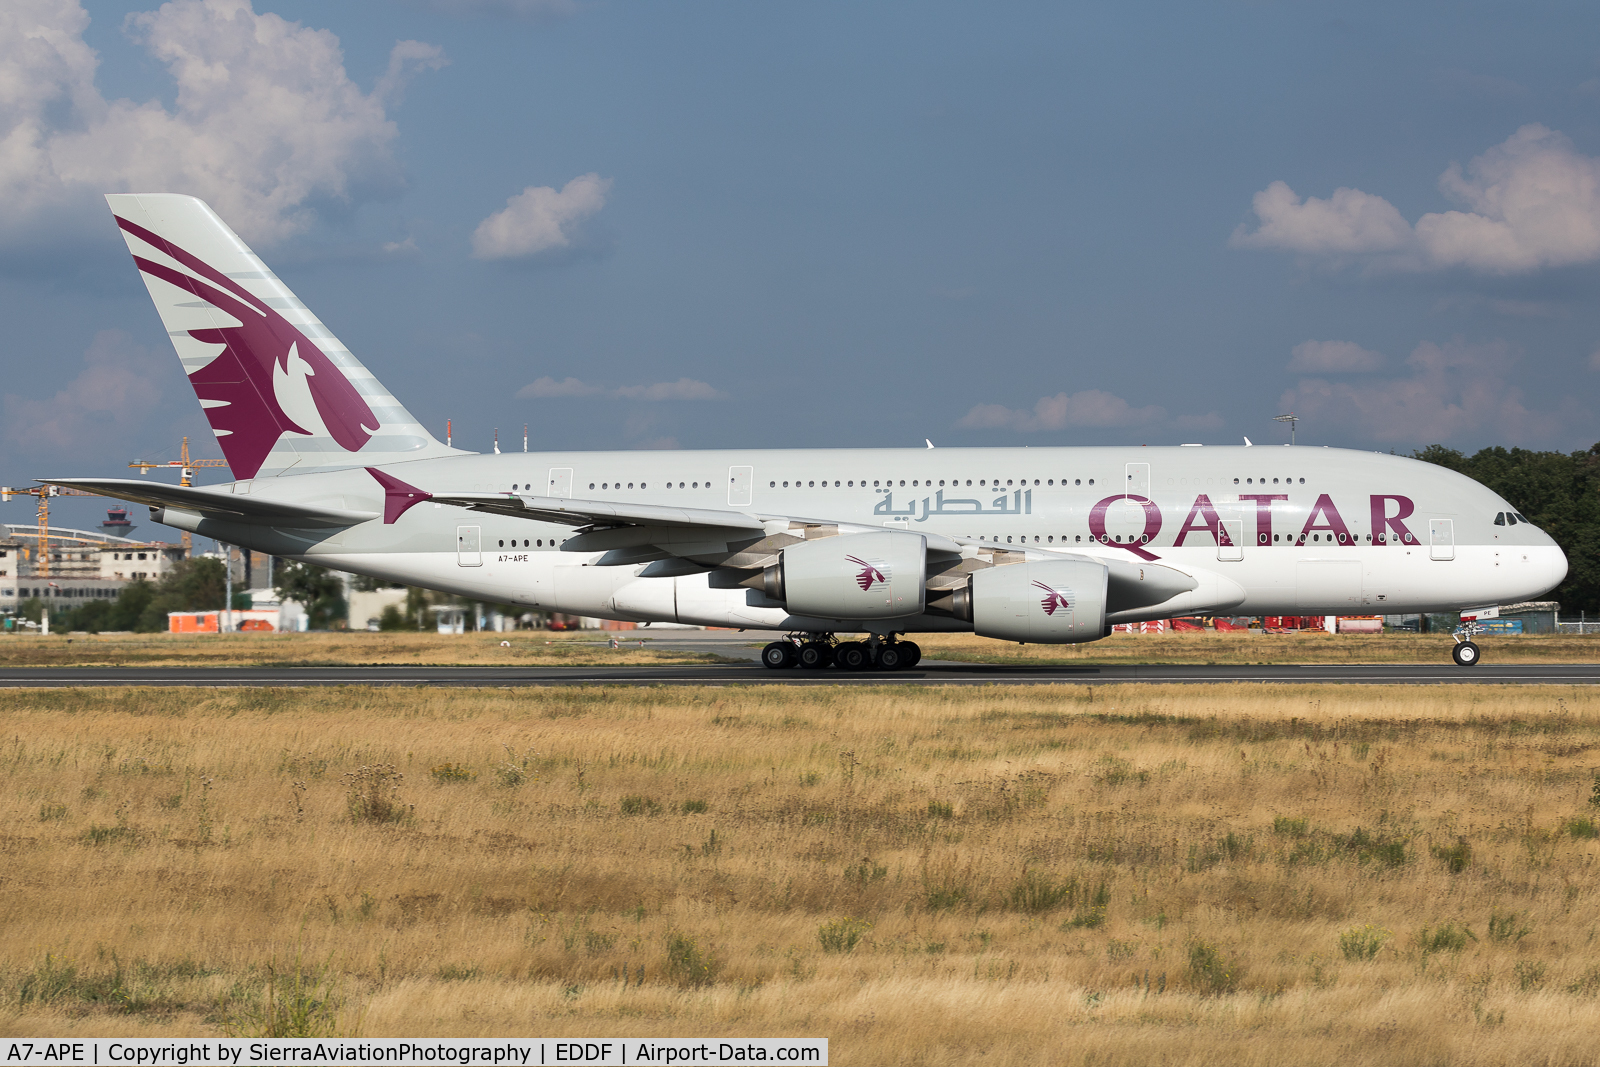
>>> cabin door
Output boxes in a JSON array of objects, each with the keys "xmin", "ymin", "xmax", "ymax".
[
  {"xmin": 1217, "ymin": 519, "xmax": 1244, "ymax": 562},
  {"xmin": 1429, "ymin": 519, "xmax": 1455, "ymax": 561},
  {"xmin": 457, "ymin": 525, "xmax": 482, "ymax": 567},
  {"xmin": 728, "ymin": 465, "xmax": 753, "ymax": 507}
]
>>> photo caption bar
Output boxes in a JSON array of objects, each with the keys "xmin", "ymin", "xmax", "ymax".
[{"xmin": 0, "ymin": 1040, "xmax": 827, "ymax": 1066}]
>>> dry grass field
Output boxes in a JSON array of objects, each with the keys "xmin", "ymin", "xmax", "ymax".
[
  {"xmin": 3, "ymin": 683, "xmax": 1600, "ymax": 1064},
  {"xmin": 0, "ymin": 631, "xmax": 726, "ymax": 668}
]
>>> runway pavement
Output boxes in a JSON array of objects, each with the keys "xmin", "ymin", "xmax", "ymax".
[{"xmin": 1, "ymin": 661, "xmax": 1598, "ymax": 687}]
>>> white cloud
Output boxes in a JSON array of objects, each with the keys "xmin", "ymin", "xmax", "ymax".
[
  {"xmin": 1279, "ymin": 338, "xmax": 1558, "ymax": 444},
  {"xmin": 0, "ymin": 0, "xmax": 443, "ymax": 247},
  {"xmin": 516, "ymin": 375, "xmax": 726, "ymax": 401},
  {"xmin": 958, "ymin": 389, "xmax": 1167, "ymax": 432},
  {"xmin": 516, "ymin": 376, "xmax": 602, "ymax": 398},
  {"xmin": 1231, "ymin": 181, "xmax": 1414, "ymax": 257},
  {"xmin": 373, "ymin": 39, "xmax": 448, "ymax": 106},
  {"xmin": 4, "ymin": 330, "xmax": 164, "ymax": 452},
  {"xmin": 1234, "ymin": 125, "xmax": 1600, "ymax": 274},
  {"xmin": 1287, "ymin": 340, "xmax": 1384, "ymax": 374},
  {"xmin": 471, "ymin": 174, "xmax": 611, "ymax": 260}
]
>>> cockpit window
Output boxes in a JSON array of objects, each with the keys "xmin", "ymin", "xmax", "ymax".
[
  {"xmin": 1515, "ymin": 513, "xmax": 1531, "ymax": 524},
  {"xmin": 1494, "ymin": 513, "xmax": 1506, "ymax": 526}
]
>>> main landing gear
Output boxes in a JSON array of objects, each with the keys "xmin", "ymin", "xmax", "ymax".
[
  {"xmin": 1451, "ymin": 620, "xmax": 1483, "ymax": 667},
  {"xmin": 761, "ymin": 633, "xmax": 922, "ymax": 671}
]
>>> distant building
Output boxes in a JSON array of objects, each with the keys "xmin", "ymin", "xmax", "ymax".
[{"xmin": 0, "ymin": 531, "xmax": 185, "ymax": 611}]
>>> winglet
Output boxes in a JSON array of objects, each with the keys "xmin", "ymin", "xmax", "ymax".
[{"xmin": 367, "ymin": 467, "xmax": 432, "ymax": 524}]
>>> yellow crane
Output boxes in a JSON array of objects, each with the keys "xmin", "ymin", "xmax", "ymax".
[
  {"xmin": 0, "ymin": 483, "xmax": 99, "ymax": 577},
  {"xmin": 128, "ymin": 436, "xmax": 230, "ymax": 554}
]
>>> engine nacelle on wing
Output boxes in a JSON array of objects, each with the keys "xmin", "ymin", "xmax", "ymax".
[
  {"xmin": 763, "ymin": 531, "xmax": 927, "ymax": 620},
  {"xmin": 951, "ymin": 560, "xmax": 1109, "ymax": 643}
]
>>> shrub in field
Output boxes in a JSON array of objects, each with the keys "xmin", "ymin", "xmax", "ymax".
[
  {"xmin": 494, "ymin": 745, "xmax": 539, "ymax": 789},
  {"xmin": 1338, "ymin": 924, "xmax": 1391, "ymax": 961},
  {"xmin": 342, "ymin": 765, "xmax": 409, "ymax": 825},
  {"xmin": 818, "ymin": 918, "xmax": 871, "ymax": 954},
  {"xmin": 620, "ymin": 796, "xmax": 661, "ymax": 816},
  {"xmin": 844, "ymin": 858, "xmax": 887, "ymax": 884},
  {"xmin": 1273, "ymin": 816, "xmax": 1309, "ymax": 837},
  {"xmin": 1515, "ymin": 961, "xmax": 1547, "ymax": 991},
  {"xmin": 1064, "ymin": 882, "xmax": 1111, "ymax": 929},
  {"xmin": 1334, "ymin": 827, "xmax": 1408, "ymax": 868},
  {"xmin": 926, "ymin": 800, "xmax": 954, "ymax": 819},
  {"xmin": 1488, "ymin": 910, "xmax": 1531, "ymax": 944},
  {"xmin": 430, "ymin": 763, "xmax": 475, "ymax": 784},
  {"xmin": 1565, "ymin": 816, "xmax": 1598, "ymax": 839},
  {"xmin": 663, "ymin": 933, "xmax": 719, "ymax": 988},
  {"xmin": 920, "ymin": 854, "xmax": 971, "ymax": 910},
  {"xmin": 224, "ymin": 960, "xmax": 347, "ymax": 1038},
  {"xmin": 1007, "ymin": 868, "xmax": 1073, "ymax": 913},
  {"xmin": 1185, "ymin": 940, "xmax": 1241, "ymax": 995},
  {"xmin": 1431, "ymin": 836, "xmax": 1473, "ymax": 874},
  {"xmin": 18, "ymin": 953, "xmax": 172, "ymax": 1014},
  {"xmin": 680, "ymin": 799, "xmax": 708, "ymax": 814},
  {"xmin": 1417, "ymin": 922, "xmax": 1475, "ymax": 954},
  {"xmin": 1567, "ymin": 967, "xmax": 1600, "ymax": 997}
]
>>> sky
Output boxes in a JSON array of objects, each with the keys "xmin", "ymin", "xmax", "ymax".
[{"xmin": 5, "ymin": 0, "xmax": 1600, "ymax": 533}]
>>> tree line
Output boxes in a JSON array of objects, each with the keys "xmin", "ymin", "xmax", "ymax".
[{"xmin": 1415, "ymin": 443, "xmax": 1600, "ymax": 614}]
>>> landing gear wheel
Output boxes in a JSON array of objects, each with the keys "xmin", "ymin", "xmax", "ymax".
[
  {"xmin": 762, "ymin": 641, "xmax": 797, "ymax": 669},
  {"xmin": 900, "ymin": 641, "xmax": 922, "ymax": 668},
  {"xmin": 834, "ymin": 642, "xmax": 870, "ymax": 671},
  {"xmin": 1452, "ymin": 640, "xmax": 1481, "ymax": 667},
  {"xmin": 798, "ymin": 642, "xmax": 833, "ymax": 669},
  {"xmin": 877, "ymin": 644, "xmax": 906, "ymax": 671}
]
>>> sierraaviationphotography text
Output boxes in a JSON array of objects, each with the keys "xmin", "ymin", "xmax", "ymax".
[{"xmin": 1, "ymin": 1041, "xmax": 828, "ymax": 1066}]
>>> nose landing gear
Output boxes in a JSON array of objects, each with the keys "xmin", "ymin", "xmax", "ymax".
[{"xmin": 1450, "ymin": 620, "xmax": 1484, "ymax": 666}]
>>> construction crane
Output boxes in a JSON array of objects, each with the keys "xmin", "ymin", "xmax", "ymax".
[
  {"xmin": 0, "ymin": 484, "xmax": 99, "ymax": 577},
  {"xmin": 129, "ymin": 435, "xmax": 229, "ymax": 554}
]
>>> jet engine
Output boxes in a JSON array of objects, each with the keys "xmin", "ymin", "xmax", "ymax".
[
  {"xmin": 763, "ymin": 530, "xmax": 927, "ymax": 620},
  {"xmin": 950, "ymin": 560, "xmax": 1109, "ymax": 643}
]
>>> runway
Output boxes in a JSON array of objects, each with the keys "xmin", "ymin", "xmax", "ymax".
[{"xmin": 1, "ymin": 661, "xmax": 1598, "ymax": 687}]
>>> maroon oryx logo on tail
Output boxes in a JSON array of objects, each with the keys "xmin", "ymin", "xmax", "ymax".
[
  {"xmin": 847, "ymin": 555, "xmax": 888, "ymax": 591},
  {"xmin": 1033, "ymin": 580, "xmax": 1071, "ymax": 616}
]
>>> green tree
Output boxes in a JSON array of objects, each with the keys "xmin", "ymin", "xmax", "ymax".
[
  {"xmin": 1415, "ymin": 444, "xmax": 1600, "ymax": 613},
  {"xmin": 273, "ymin": 561, "xmax": 346, "ymax": 630}
]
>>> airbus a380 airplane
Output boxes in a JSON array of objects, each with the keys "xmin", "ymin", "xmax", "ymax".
[{"xmin": 45, "ymin": 195, "xmax": 1567, "ymax": 669}]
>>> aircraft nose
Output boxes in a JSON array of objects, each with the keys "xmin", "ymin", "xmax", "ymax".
[{"xmin": 1526, "ymin": 544, "xmax": 1568, "ymax": 600}]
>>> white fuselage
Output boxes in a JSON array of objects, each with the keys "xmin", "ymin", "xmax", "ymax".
[{"xmin": 166, "ymin": 444, "xmax": 1567, "ymax": 635}]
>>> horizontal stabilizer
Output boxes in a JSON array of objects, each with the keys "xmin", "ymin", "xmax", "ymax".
[{"xmin": 44, "ymin": 478, "xmax": 376, "ymax": 528}]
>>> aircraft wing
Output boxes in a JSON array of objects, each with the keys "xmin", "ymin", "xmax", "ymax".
[
  {"xmin": 42, "ymin": 477, "xmax": 378, "ymax": 528},
  {"xmin": 430, "ymin": 491, "xmax": 769, "ymax": 533}
]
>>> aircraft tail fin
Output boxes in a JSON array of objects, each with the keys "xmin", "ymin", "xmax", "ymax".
[{"xmin": 105, "ymin": 194, "xmax": 462, "ymax": 479}]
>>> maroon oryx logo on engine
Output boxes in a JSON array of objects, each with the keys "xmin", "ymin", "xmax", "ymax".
[
  {"xmin": 1032, "ymin": 580, "xmax": 1071, "ymax": 616},
  {"xmin": 847, "ymin": 555, "xmax": 888, "ymax": 591}
]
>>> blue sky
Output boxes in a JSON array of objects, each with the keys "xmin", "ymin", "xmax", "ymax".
[{"xmin": 5, "ymin": 0, "xmax": 1600, "ymax": 532}]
